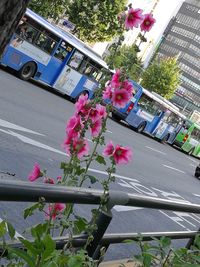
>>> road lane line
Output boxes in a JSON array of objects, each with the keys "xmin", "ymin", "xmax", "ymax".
[
  {"xmin": 106, "ymin": 130, "xmax": 112, "ymax": 134},
  {"xmin": 0, "ymin": 118, "xmax": 45, "ymax": 136},
  {"xmin": 145, "ymin": 146, "xmax": 166, "ymax": 155},
  {"xmin": 162, "ymin": 164, "xmax": 185, "ymax": 174}
]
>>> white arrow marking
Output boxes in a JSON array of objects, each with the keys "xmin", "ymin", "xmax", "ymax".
[
  {"xmin": 0, "ymin": 118, "xmax": 45, "ymax": 136},
  {"xmin": 0, "ymin": 129, "xmax": 67, "ymax": 156}
]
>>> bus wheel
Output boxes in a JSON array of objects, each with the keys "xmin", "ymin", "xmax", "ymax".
[
  {"xmin": 18, "ymin": 62, "xmax": 36, "ymax": 81},
  {"xmin": 137, "ymin": 122, "xmax": 146, "ymax": 133}
]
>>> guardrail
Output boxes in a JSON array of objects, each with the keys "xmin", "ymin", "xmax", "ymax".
[{"xmin": 0, "ymin": 179, "xmax": 200, "ymax": 260}]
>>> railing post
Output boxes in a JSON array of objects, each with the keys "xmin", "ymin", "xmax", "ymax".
[
  {"xmin": 86, "ymin": 209, "xmax": 112, "ymax": 260},
  {"xmin": 186, "ymin": 227, "xmax": 200, "ymax": 249}
]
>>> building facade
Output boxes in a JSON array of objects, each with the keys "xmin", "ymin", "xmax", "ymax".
[{"xmin": 154, "ymin": 0, "xmax": 200, "ymax": 115}]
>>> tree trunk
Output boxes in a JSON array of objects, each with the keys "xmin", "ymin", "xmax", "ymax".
[{"xmin": 0, "ymin": 0, "xmax": 30, "ymax": 56}]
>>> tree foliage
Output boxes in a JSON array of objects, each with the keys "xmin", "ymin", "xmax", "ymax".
[
  {"xmin": 141, "ymin": 57, "xmax": 181, "ymax": 99},
  {"xmin": 66, "ymin": 0, "xmax": 127, "ymax": 43},
  {"xmin": 105, "ymin": 44, "xmax": 143, "ymax": 82},
  {"xmin": 28, "ymin": 0, "xmax": 69, "ymax": 21},
  {"xmin": 0, "ymin": 0, "xmax": 29, "ymax": 56}
]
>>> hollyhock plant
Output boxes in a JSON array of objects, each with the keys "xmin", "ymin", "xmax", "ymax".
[
  {"xmin": 111, "ymin": 88, "xmax": 131, "ymax": 108},
  {"xmin": 90, "ymin": 119, "xmax": 102, "ymax": 137},
  {"xmin": 110, "ymin": 69, "xmax": 122, "ymax": 88},
  {"xmin": 66, "ymin": 115, "xmax": 83, "ymax": 138},
  {"xmin": 96, "ymin": 104, "xmax": 107, "ymax": 119},
  {"xmin": 113, "ymin": 144, "xmax": 133, "ymax": 165},
  {"xmin": 44, "ymin": 177, "xmax": 55, "ymax": 184},
  {"xmin": 140, "ymin": 13, "xmax": 156, "ymax": 32},
  {"xmin": 103, "ymin": 141, "xmax": 115, "ymax": 157},
  {"xmin": 46, "ymin": 203, "xmax": 65, "ymax": 220},
  {"xmin": 75, "ymin": 94, "xmax": 90, "ymax": 116},
  {"xmin": 103, "ymin": 85, "xmax": 113, "ymax": 101},
  {"xmin": 88, "ymin": 108, "xmax": 100, "ymax": 123},
  {"xmin": 125, "ymin": 8, "xmax": 144, "ymax": 30},
  {"xmin": 64, "ymin": 137, "xmax": 89, "ymax": 159},
  {"xmin": 28, "ymin": 163, "xmax": 43, "ymax": 182}
]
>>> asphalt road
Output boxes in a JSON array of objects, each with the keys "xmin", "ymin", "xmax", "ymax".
[{"xmin": 0, "ymin": 67, "xmax": 200, "ymax": 261}]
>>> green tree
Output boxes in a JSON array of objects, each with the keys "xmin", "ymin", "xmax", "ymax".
[
  {"xmin": 66, "ymin": 0, "xmax": 127, "ymax": 43},
  {"xmin": 141, "ymin": 57, "xmax": 181, "ymax": 99},
  {"xmin": 105, "ymin": 44, "xmax": 143, "ymax": 82},
  {"xmin": 28, "ymin": 0, "xmax": 69, "ymax": 21}
]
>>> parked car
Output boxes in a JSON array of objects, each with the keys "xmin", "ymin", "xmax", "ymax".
[{"xmin": 194, "ymin": 163, "xmax": 200, "ymax": 178}]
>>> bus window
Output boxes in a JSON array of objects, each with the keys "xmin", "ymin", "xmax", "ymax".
[
  {"xmin": 68, "ymin": 50, "xmax": 84, "ymax": 69},
  {"xmin": 54, "ymin": 41, "xmax": 73, "ymax": 61},
  {"xmin": 191, "ymin": 128, "xmax": 200, "ymax": 141},
  {"xmin": 138, "ymin": 94, "xmax": 162, "ymax": 116},
  {"xmin": 35, "ymin": 32, "xmax": 57, "ymax": 54}
]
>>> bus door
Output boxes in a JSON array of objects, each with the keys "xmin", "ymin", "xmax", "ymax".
[
  {"xmin": 152, "ymin": 111, "xmax": 171, "ymax": 139},
  {"xmin": 39, "ymin": 40, "xmax": 73, "ymax": 85}
]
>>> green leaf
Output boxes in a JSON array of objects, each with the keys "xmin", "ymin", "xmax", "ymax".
[
  {"xmin": 95, "ymin": 155, "xmax": 106, "ymax": 165},
  {"xmin": 7, "ymin": 222, "xmax": 16, "ymax": 239},
  {"xmin": 0, "ymin": 220, "xmax": 7, "ymax": 237},
  {"xmin": 18, "ymin": 238, "xmax": 39, "ymax": 256},
  {"xmin": 9, "ymin": 248, "xmax": 35, "ymax": 267},
  {"xmin": 73, "ymin": 216, "xmax": 88, "ymax": 235},
  {"xmin": 160, "ymin": 236, "xmax": 171, "ymax": 248},
  {"xmin": 85, "ymin": 175, "xmax": 98, "ymax": 184},
  {"xmin": 24, "ymin": 203, "xmax": 40, "ymax": 219}
]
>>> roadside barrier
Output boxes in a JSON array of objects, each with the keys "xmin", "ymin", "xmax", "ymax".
[{"xmin": 0, "ymin": 179, "xmax": 199, "ymax": 260}]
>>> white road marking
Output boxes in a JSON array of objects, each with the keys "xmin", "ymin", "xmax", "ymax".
[
  {"xmin": 162, "ymin": 164, "xmax": 185, "ymax": 174},
  {"xmin": 106, "ymin": 130, "xmax": 112, "ymax": 134},
  {"xmin": 145, "ymin": 146, "xmax": 166, "ymax": 155},
  {"xmin": 88, "ymin": 168, "xmax": 139, "ymax": 182},
  {"xmin": 114, "ymin": 206, "xmax": 143, "ymax": 212},
  {"xmin": 0, "ymin": 129, "xmax": 67, "ymax": 156},
  {"xmin": 87, "ymin": 138, "xmax": 93, "ymax": 143},
  {"xmin": 190, "ymin": 163, "xmax": 196, "ymax": 168},
  {"xmin": 187, "ymin": 157, "xmax": 198, "ymax": 164},
  {"xmin": 0, "ymin": 118, "xmax": 44, "ymax": 136}
]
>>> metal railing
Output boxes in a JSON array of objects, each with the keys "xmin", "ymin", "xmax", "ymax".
[{"xmin": 0, "ymin": 179, "xmax": 200, "ymax": 260}]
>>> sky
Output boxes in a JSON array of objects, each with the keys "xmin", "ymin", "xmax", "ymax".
[{"xmin": 93, "ymin": 0, "xmax": 185, "ymax": 64}]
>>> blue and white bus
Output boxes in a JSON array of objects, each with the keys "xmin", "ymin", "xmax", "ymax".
[
  {"xmin": 1, "ymin": 9, "xmax": 109, "ymax": 100},
  {"xmin": 112, "ymin": 80, "xmax": 186, "ymax": 142}
]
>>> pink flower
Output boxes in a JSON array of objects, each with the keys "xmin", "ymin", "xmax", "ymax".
[
  {"xmin": 140, "ymin": 13, "xmax": 156, "ymax": 32},
  {"xmin": 75, "ymin": 94, "xmax": 90, "ymax": 116},
  {"xmin": 113, "ymin": 145, "xmax": 133, "ymax": 165},
  {"xmin": 103, "ymin": 141, "xmax": 115, "ymax": 156},
  {"xmin": 125, "ymin": 8, "xmax": 144, "ymax": 29},
  {"xmin": 122, "ymin": 80, "xmax": 134, "ymax": 96},
  {"xmin": 110, "ymin": 69, "xmax": 122, "ymax": 88},
  {"xmin": 111, "ymin": 89, "xmax": 131, "ymax": 108},
  {"xmin": 64, "ymin": 138, "xmax": 89, "ymax": 159},
  {"xmin": 28, "ymin": 163, "xmax": 43, "ymax": 182},
  {"xmin": 88, "ymin": 108, "xmax": 100, "ymax": 123},
  {"xmin": 66, "ymin": 115, "xmax": 83, "ymax": 138},
  {"xmin": 44, "ymin": 177, "xmax": 55, "ymax": 184},
  {"xmin": 103, "ymin": 85, "xmax": 113, "ymax": 100},
  {"xmin": 96, "ymin": 104, "xmax": 107, "ymax": 119},
  {"xmin": 46, "ymin": 203, "xmax": 65, "ymax": 220},
  {"xmin": 57, "ymin": 176, "xmax": 62, "ymax": 181},
  {"xmin": 90, "ymin": 119, "xmax": 102, "ymax": 137}
]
